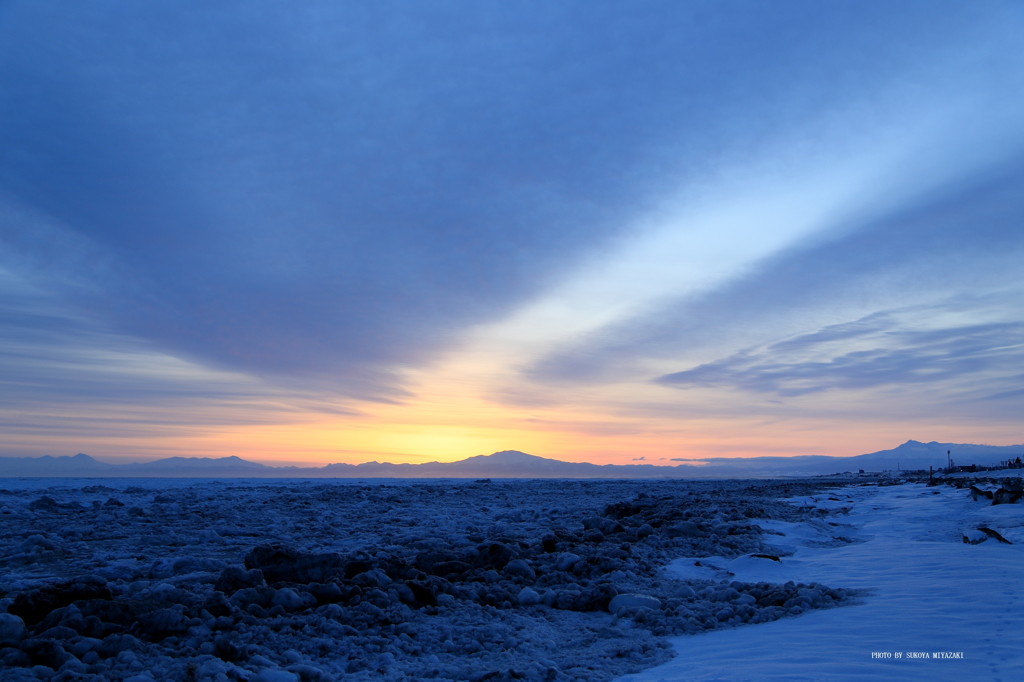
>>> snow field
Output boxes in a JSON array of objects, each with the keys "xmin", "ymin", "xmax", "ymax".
[{"xmin": 618, "ymin": 480, "xmax": 1024, "ymax": 681}]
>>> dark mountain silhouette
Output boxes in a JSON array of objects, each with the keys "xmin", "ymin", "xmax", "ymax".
[
  {"xmin": 0, "ymin": 453, "xmax": 115, "ymax": 476},
  {"xmin": 667, "ymin": 440, "xmax": 1024, "ymax": 476},
  {"xmin": 1, "ymin": 441, "xmax": 1020, "ymax": 478}
]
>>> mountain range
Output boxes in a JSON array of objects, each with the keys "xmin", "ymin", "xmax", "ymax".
[{"xmin": 0, "ymin": 441, "xmax": 1021, "ymax": 478}]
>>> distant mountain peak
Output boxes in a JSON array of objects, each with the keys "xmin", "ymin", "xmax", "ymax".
[{"xmin": 487, "ymin": 450, "xmax": 541, "ymax": 460}]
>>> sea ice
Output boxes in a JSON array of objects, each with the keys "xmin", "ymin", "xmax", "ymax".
[{"xmin": 0, "ymin": 478, "xmax": 864, "ymax": 680}]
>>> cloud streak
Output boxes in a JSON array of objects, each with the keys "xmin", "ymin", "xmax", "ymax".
[
  {"xmin": 523, "ymin": 154, "xmax": 1024, "ymax": 386},
  {"xmin": 2, "ymin": 2, "xmax": 1017, "ymax": 392},
  {"xmin": 656, "ymin": 310, "xmax": 1024, "ymax": 399}
]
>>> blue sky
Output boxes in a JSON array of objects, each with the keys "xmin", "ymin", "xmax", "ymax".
[{"xmin": 1, "ymin": 1, "xmax": 1022, "ymax": 463}]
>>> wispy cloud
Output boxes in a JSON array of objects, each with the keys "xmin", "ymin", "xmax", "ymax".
[
  {"xmin": 0, "ymin": 273, "xmax": 361, "ymax": 434},
  {"xmin": 656, "ymin": 309, "xmax": 1024, "ymax": 400}
]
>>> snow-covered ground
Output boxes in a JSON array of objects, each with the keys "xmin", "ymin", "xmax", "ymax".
[
  {"xmin": 618, "ymin": 480, "xmax": 1024, "ymax": 681},
  {"xmin": 937, "ymin": 468, "xmax": 1024, "ymax": 479},
  {"xmin": 1, "ymin": 476, "xmax": 1018, "ymax": 681}
]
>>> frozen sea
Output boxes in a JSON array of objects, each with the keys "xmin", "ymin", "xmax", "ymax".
[{"xmin": 0, "ymin": 475, "xmax": 1020, "ymax": 681}]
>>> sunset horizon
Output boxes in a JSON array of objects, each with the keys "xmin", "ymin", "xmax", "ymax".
[{"xmin": 8, "ymin": 437, "xmax": 1024, "ymax": 471}]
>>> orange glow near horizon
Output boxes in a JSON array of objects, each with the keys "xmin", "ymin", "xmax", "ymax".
[
  {"xmin": 13, "ymin": 400, "xmax": 1023, "ymax": 467},
  {"xmin": 27, "ymin": 381, "xmax": 1020, "ymax": 467},
  {"xmin": 7, "ymin": 338, "xmax": 1021, "ymax": 467}
]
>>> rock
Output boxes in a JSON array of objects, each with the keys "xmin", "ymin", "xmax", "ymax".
[
  {"xmin": 254, "ymin": 669, "xmax": 299, "ymax": 682},
  {"xmin": 391, "ymin": 582, "xmax": 416, "ymax": 605},
  {"xmin": 603, "ymin": 499, "xmax": 649, "ymax": 519},
  {"xmin": 244, "ymin": 543, "xmax": 300, "ymax": 572},
  {"xmin": 977, "ymin": 527, "xmax": 1013, "ymax": 544},
  {"xmin": 555, "ymin": 553, "xmax": 581, "ymax": 572},
  {"xmin": 421, "ymin": 560, "xmax": 473, "ymax": 577},
  {"xmin": 750, "ymin": 553, "xmax": 781, "ymax": 562},
  {"xmin": 9, "ymin": 577, "xmax": 112, "ymax": 626},
  {"xmin": 244, "ymin": 545, "xmax": 345, "ymax": 584},
  {"xmin": 28, "ymin": 496, "xmax": 60, "ymax": 512},
  {"xmin": 733, "ymin": 593, "xmax": 757, "ymax": 606},
  {"xmin": 136, "ymin": 605, "xmax": 190, "ymax": 640},
  {"xmin": 797, "ymin": 587, "xmax": 821, "ymax": 605},
  {"xmin": 215, "ymin": 566, "xmax": 267, "ymax": 594},
  {"xmin": 351, "ymin": 569, "xmax": 392, "ymax": 588},
  {"xmin": 342, "ymin": 558, "xmax": 375, "ymax": 578},
  {"xmin": 469, "ymin": 669, "xmax": 529, "ymax": 682},
  {"xmin": 230, "ymin": 586, "xmax": 275, "ymax": 609},
  {"xmin": 516, "ymin": 587, "xmax": 541, "ymax": 606},
  {"xmin": 475, "ymin": 542, "xmax": 513, "ymax": 570},
  {"xmin": 75, "ymin": 599, "xmax": 140, "ymax": 631},
  {"xmin": 583, "ymin": 517, "xmax": 625, "ymax": 536},
  {"xmin": 67, "ymin": 636, "xmax": 102, "ymax": 658},
  {"xmin": 272, "ymin": 588, "xmax": 307, "ymax": 611},
  {"xmin": 21, "ymin": 638, "xmax": 73, "ymax": 669},
  {"xmin": 757, "ymin": 589, "xmax": 789, "ymax": 607},
  {"xmin": 172, "ymin": 557, "xmax": 227, "ymax": 574},
  {"xmin": 0, "ymin": 646, "xmax": 31, "ymax": 668},
  {"xmin": 58, "ymin": 655, "xmax": 90, "ymax": 676},
  {"xmin": 287, "ymin": 662, "xmax": 329, "ymax": 681},
  {"xmin": 676, "ymin": 585, "xmax": 696, "ymax": 599},
  {"xmin": 363, "ymin": 587, "xmax": 393, "ymax": 609},
  {"xmin": 714, "ymin": 586, "xmax": 740, "ymax": 602},
  {"xmin": 608, "ymin": 593, "xmax": 661, "ymax": 615},
  {"xmin": 35, "ymin": 625, "xmax": 78, "ymax": 641},
  {"xmin": 21, "ymin": 534, "xmax": 57, "ymax": 552},
  {"xmin": 570, "ymin": 584, "xmax": 618, "ymax": 612},
  {"xmin": 415, "ymin": 551, "xmax": 471, "ymax": 576},
  {"xmin": 475, "ymin": 585, "xmax": 513, "ymax": 608},
  {"xmin": 993, "ymin": 488, "xmax": 1023, "ymax": 505},
  {"xmin": 214, "ymin": 636, "xmax": 244, "ymax": 662},
  {"xmin": 0, "ymin": 613, "xmax": 26, "ymax": 645},
  {"xmin": 306, "ymin": 582, "xmax": 344, "ymax": 604},
  {"xmin": 123, "ymin": 674, "xmax": 156, "ymax": 682},
  {"xmin": 97, "ymin": 632, "xmax": 143, "ymax": 659},
  {"xmin": 405, "ymin": 581, "xmax": 438, "ymax": 608},
  {"xmin": 202, "ymin": 591, "xmax": 233, "ymax": 618},
  {"xmin": 502, "ymin": 559, "xmax": 535, "ymax": 580},
  {"xmin": 664, "ymin": 521, "xmax": 701, "ymax": 538},
  {"xmin": 479, "ymin": 569, "xmax": 501, "ymax": 583},
  {"xmin": 552, "ymin": 589, "xmax": 582, "ymax": 610},
  {"xmin": 969, "ymin": 485, "xmax": 994, "ymax": 502},
  {"xmin": 194, "ymin": 655, "xmax": 237, "ymax": 678}
]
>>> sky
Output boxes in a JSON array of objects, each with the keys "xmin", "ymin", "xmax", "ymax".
[{"xmin": 2, "ymin": 0, "xmax": 1023, "ymax": 466}]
